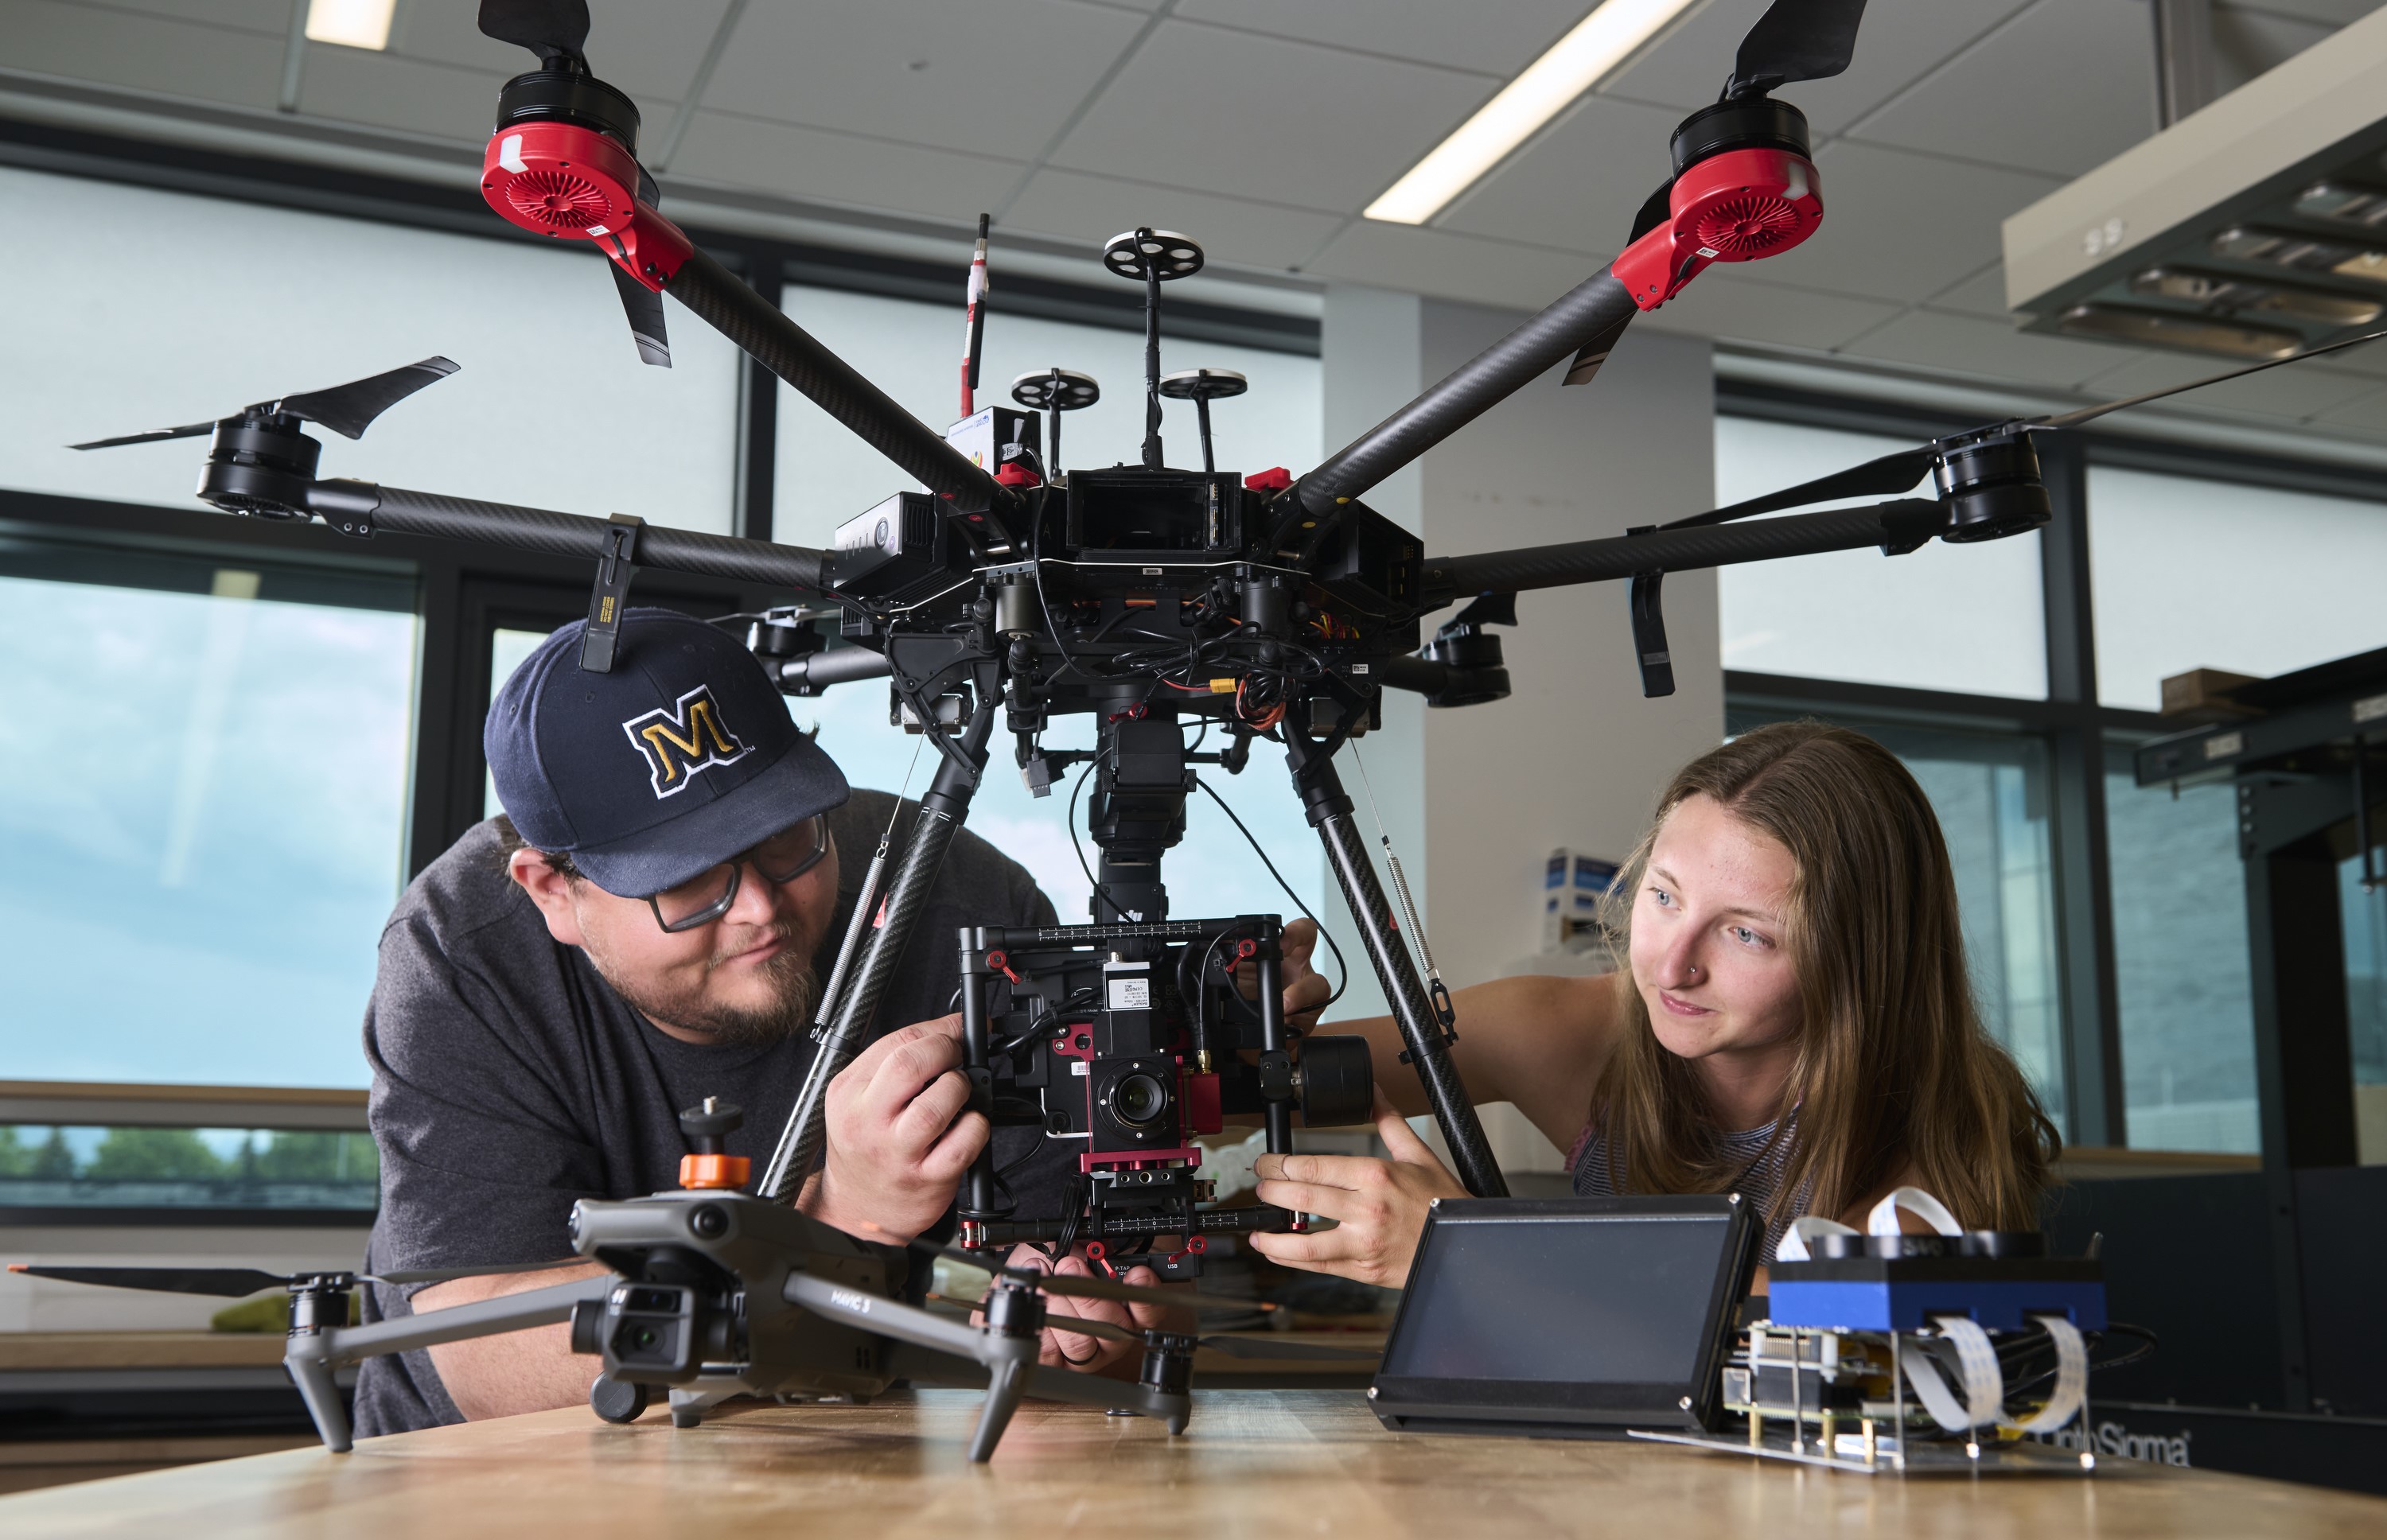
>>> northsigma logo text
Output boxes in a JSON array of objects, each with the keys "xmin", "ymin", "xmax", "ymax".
[{"xmin": 622, "ymin": 686, "xmax": 751, "ymax": 798}]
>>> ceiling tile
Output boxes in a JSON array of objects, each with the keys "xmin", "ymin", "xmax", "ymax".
[
  {"xmin": 1748, "ymin": 142, "xmax": 2064, "ymax": 305},
  {"xmin": 1434, "ymin": 94, "xmax": 1692, "ymax": 255},
  {"xmin": 1844, "ymin": 0, "xmax": 2154, "ymax": 180},
  {"xmin": 392, "ymin": 0, "xmax": 732, "ymax": 105},
  {"xmin": 700, "ymin": 0, "xmax": 1148, "ymax": 163},
  {"xmin": 1002, "ymin": 168, "xmax": 1345, "ymax": 272},
  {"xmin": 1172, "ymin": 0, "xmax": 1583, "ymax": 77},
  {"xmin": 295, "ymin": 49, "xmax": 516, "ymax": 146},
  {"xmin": 1841, "ymin": 309, "xmax": 2139, "ymax": 391},
  {"xmin": 2305, "ymin": 381, "xmax": 2387, "ymax": 436},
  {"xmin": 2220, "ymin": 1, "xmax": 2381, "ymax": 23},
  {"xmin": 1598, "ymin": 0, "xmax": 2037, "ymax": 135},
  {"xmin": 1305, "ymin": 223, "xmax": 1598, "ymax": 312},
  {"xmin": 1046, "ymin": 18, "xmax": 1497, "ymax": 212},
  {"xmin": 1637, "ymin": 272, "xmax": 1903, "ymax": 353},
  {"xmin": 2210, "ymin": 6, "xmax": 2338, "ymax": 95},
  {"xmin": 78, "ymin": 0, "xmax": 286, "ymax": 30},
  {"xmin": 1924, "ymin": 262, "xmax": 2011, "ymax": 319},
  {"xmin": 672, "ymin": 111, "xmax": 1027, "ymax": 223},
  {"xmin": 6, "ymin": 0, "xmax": 283, "ymax": 111}
]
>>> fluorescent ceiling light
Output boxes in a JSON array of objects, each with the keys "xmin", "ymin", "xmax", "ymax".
[
  {"xmin": 306, "ymin": 0, "xmax": 395, "ymax": 52},
  {"xmin": 1365, "ymin": 0, "xmax": 1702, "ymax": 226}
]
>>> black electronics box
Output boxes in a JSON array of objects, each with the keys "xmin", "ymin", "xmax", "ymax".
[
  {"xmin": 1308, "ymin": 500, "xmax": 1419, "ymax": 616},
  {"xmin": 1065, "ymin": 468, "xmax": 1244, "ymax": 559},
  {"xmin": 830, "ymin": 492, "xmax": 972, "ymax": 607},
  {"xmin": 1369, "ymin": 1196, "xmax": 1757, "ymax": 1441}
]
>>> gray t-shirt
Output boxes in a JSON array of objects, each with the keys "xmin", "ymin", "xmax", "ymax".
[{"xmin": 352, "ymin": 789, "xmax": 1061, "ymax": 1437}]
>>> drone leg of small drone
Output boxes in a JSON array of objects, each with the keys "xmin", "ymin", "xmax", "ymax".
[
  {"xmin": 967, "ymin": 1358, "xmax": 1029, "ymax": 1463},
  {"xmin": 284, "ymin": 1350, "xmax": 353, "ymax": 1453},
  {"xmin": 668, "ymin": 1384, "xmax": 739, "ymax": 1430}
]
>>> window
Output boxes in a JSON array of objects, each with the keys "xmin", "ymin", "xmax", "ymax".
[
  {"xmin": 0, "ymin": 164, "xmax": 742, "ymax": 534},
  {"xmin": 0, "ymin": 1126, "xmax": 377, "ymax": 1215},
  {"xmin": 2345, "ymin": 853, "xmax": 2387, "ymax": 1164},
  {"xmin": 0, "ymin": 535, "xmax": 415, "ymax": 1089},
  {"xmin": 773, "ymin": 283, "xmax": 1328, "ymax": 924},
  {"xmin": 2087, "ymin": 466, "xmax": 2387, "ymax": 711},
  {"xmin": 1715, "ymin": 415, "xmax": 2047, "ymax": 698},
  {"xmin": 2105, "ymin": 754, "xmax": 2260, "ymax": 1153}
]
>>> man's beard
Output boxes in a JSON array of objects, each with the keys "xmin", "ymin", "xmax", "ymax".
[{"xmin": 593, "ymin": 930, "xmax": 824, "ymax": 1049}]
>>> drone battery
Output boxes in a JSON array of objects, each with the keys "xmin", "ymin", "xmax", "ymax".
[
  {"xmin": 830, "ymin": 492, "xmax": 972, "ymax": 607},
  {"xmin": 945, "ymin": 406, "xmax": 1041, "ymax": 476},
  {"xmin": 1066, "ymin": 468, "xmax": 1243, "ymax": 558}
]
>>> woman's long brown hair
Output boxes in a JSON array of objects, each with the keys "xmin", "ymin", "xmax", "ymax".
[{"xmin": 1591, "ymin": 721, "xmax": 2059, "ymax": 1230}]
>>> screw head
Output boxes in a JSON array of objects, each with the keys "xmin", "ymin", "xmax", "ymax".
[
  {"xmin": 1366, "ymin": 1386, "xmax": 1378, "ymax": 1399},
  {"xmin": 1679, "ymin": 1396, "xmax": 1694, "ymax": 1410}
]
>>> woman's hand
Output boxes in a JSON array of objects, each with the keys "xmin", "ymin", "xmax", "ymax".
[
  {"xmin": 997, "ymin": 1245, "xmax": 1172, "ymax": 1375},
  {"xmin": 1247, "ymin": 1091, "xmax": 1466, "ymax": 1288},
  {"xmin": 1235, "ymin": 917, "xmax": 1331, "ymax": 1029}
]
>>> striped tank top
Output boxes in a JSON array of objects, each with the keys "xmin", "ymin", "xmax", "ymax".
[{"xmin": 1568, "ymin": 1106, "xmax": 1813, "ymax": 1265}]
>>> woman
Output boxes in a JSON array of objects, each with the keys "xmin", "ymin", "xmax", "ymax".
[{"xmin": 1251, "ymin": 721, "xmax": 2060, "ymax": 1289}]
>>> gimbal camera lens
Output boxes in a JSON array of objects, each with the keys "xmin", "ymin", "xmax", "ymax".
[{"xmin": 1113, "ymin": 1071, "xmax": 1170, "ymax": 1128}]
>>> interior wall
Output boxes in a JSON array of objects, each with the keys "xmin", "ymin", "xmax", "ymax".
[{"xmin": 1319, "ymin": 286, "xmax": 1720, "ymax": 1173}]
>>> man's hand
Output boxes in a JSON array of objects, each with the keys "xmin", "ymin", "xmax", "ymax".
[
  {"xmin": 1235, "ymin": 916, "xmax": 1332, "ymax": 1028},
  {"xmin": 799, "ymin": 1014, "xmax": 987, "ymax": 1243},
  {"xmin": 996, "ymin": 1245, "xmax": 1172, "ymax": 1375},
  {"xmin": 1247, "ymin": 1091, "xmax": 1466, "ymax": 1288}
]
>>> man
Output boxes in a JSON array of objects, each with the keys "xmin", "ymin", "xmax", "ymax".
[{"xmin": 354, "ymin": 608, "xmax": 1156, "ymax": 1436}]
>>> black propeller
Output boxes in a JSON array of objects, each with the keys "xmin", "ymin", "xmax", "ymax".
[
  {"xmin": 607, "ymin": 169, "xmax": 672, "ymax": 368},
  {"xmin": 69, "ymin": 357, "xmax": 460, "ymax": 451},
  {"xmin": 478, "ymin": 0, "xmax": 590, "ymax": 69},
  {"xmin": 9, "ymin": 1257, "xmax": 585, "ymax": 1298},
  {"xmin": 1727, "ymin": 0, "xmax": 1870, "ymax": 99},
  {"xmin": 1665, "ymin": 319, "xmax": 2387, "ymax": 533},
  {"xmin": 952, "ymin": 1304, "xmax": 1376, "ymax": 1362},
  {"xmin": 904, "ymin": 1235, "xmax": 1277, "ymax": 1317}
]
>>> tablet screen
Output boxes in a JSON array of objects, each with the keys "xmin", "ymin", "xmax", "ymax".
[{"xmin": 1379, "ymin": 1208, "xmax": 1739, "ymax": 1385}]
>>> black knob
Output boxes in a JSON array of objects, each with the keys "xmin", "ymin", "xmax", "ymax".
[{"xmin": 678, "ymin": 1097, "xmax": 742, "ymax": 1154}]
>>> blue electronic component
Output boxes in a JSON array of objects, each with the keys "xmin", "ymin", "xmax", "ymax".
[{"xmin": 1769, "ymin": 1276, "xmax": 2107, "ymax": 1333}]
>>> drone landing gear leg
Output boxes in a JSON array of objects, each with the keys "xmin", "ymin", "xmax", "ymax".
[
  {"xmin": 285, "ymin": 1350, "xmax": 352, "ymax": 1453},
  {"xmin": 668, "ymin": 1383, "xmax": 740, "ymax": 1429},
  {"xmin": 967, "ymin": 1357, "xmax": 1030, "ymax": 1463},
  {"xmin": 1286, "ymin": 737, "xmax": 1509, "ymax": 1199}
]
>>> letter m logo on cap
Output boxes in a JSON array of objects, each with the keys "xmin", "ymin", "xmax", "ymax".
[{"xmin": 622, "ymin": 686, "xmax": 752, "ymax": 799}]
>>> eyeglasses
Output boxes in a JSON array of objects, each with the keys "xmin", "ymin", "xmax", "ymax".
[{"xmin": 645, "ymin": 815, "xmax": 831, "ymax": 933}]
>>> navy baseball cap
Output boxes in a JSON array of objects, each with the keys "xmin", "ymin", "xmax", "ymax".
[{"xmin": 485, "ymin": 608, "xmax": 850, "ymax": 897}]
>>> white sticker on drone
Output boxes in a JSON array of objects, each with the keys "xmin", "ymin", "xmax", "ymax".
[
  {"xmin": 1108, "ymin": 978, "xmax": 1151, "ymax": 1010},
  {"xmin": 498, "ymin": 134, "xmax": 528, "ymax": 174}
]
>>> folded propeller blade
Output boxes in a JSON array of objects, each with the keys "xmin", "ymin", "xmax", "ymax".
[
  {"xmin": 1665, "ymin": 445, "xmax": 1936, "ymax": 529},
  {"xmin": 273, "ymin": 356, "xmax": 460, "ymax": 440},
  {"xmin": 2038, "ymin": 323, "xmax": 2387, "ymax": 430},
  {"xmin": 913, "ymin": 1235, "xmax": 1275, "ymax": 1316},
  {"xmin": 610, "ymin": 263, "xmax": 673, "ymax": 368},
  {"xmin": 478, "ymin": 0, "xmax": 590, "ymax": 67},
  {"xmin": 68, "ymin": 421, "xmax": 218, "ymax": 452},
  {"xmin": 1727, "ymin": 0, "xmax": 1870, "ymax": 99},
  {"xmin": 8, "ymin": 1263, "xmax": 311, "ymax": 1298}
]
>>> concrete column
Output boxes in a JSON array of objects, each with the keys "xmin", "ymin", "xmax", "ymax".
[{"xmin": 1318, "ymin": 286, "xmax": 1722, "ymax": 1175}]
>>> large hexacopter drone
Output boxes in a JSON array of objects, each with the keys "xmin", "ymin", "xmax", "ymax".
[{"xmin": 49, "ymin": 0, "xmax": 2383, "ymax": 1458}]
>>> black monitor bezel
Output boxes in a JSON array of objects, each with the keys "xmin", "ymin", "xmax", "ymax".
[{"xmin": 1369, "ymin": 1194, "xmax": 1758, "ymax": 1439}]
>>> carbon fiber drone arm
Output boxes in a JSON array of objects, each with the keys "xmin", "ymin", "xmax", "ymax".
[
  {"xmin": 1271, "ymin": 270, "xmax": 1638, "ymax": 550},
  {"xmin": 1419, "ymin": 498, "xmax": 1945, "ymax": 609},
  {"xmin": 282, "ymin": 1273, "xmax": 616, "ymax": 1452},
  {"xmin": 304, "ymin": 481, "xmax": 829, "ymax": 592}
]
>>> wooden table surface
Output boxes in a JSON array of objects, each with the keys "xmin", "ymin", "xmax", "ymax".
[{"xmin": 3, "ymin": 1389, "xmax": 2380, "ymax": 1538}]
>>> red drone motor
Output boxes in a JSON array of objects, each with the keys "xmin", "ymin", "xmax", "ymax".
[
  {"xmin": 478, "ymin": 70, "xmax": 691, "ymax": 294},
  {"xmin": 1611, "ymin": 97, "xmax": 1824, "ymax": 312}
]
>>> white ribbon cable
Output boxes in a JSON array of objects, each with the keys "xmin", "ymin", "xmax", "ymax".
[
  {"xmin": 1898, "ymin": 1316, "xmax": 2004, "ymax": 1432},
  {"xmin": 2003, "ymin": 1313, "xmax": 2089, "ymax": 1434},
  {"xmin": 1773, "ymin": 1215, "xmax": 1859, "ymax": 1262},
  {"xmin": 1867, "ymin": 1185, "xmax": 1963, "ymax": 1238}
]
